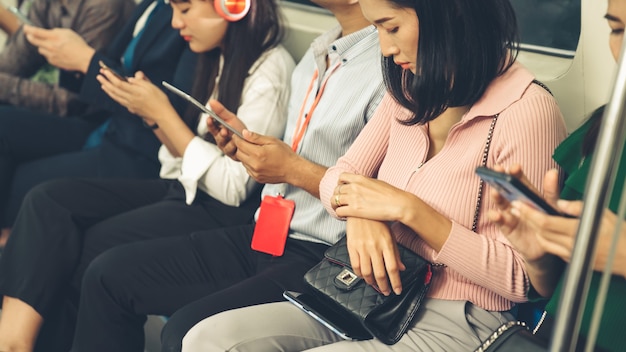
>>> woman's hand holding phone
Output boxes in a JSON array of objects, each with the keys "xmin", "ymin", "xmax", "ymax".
[
  {"xmin": 504, "ymin": 189, "xmax": 626, "ymax": 276},
  {"xmin": 98, "ymin": 61, "xmax": 127, "ymax": 82},
  {"xmin": 484, "ymin": 165, "xmax": 578, "ymax": 297},
  {"xmin": 485, "ymin": 165, "xmax": 566, "ymax": 262},
  {"xmin": 97, "ymin": 69, "xmax": 173, "ymax": 122}
]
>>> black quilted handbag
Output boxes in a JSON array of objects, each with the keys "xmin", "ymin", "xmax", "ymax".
[{"xmin": 303, "ymin": 236, "xmax": 432, "ymax": 345}]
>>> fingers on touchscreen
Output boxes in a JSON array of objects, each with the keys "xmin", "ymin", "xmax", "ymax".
[
  {"xmin": 475, "ymin": 166, "xmax": 568, "ymax": 217},
  {"xmin": 98, "ymin": 61, "xmax": 128, "ymax": 82},
  {"xmin": 205, "ymin": 111, "xmax": 242, "ymax": 139}
]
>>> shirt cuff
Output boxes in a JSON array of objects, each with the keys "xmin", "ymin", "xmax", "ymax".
[{"xmin": 178, "ymin": 136, "xmax": 220, "ymax": 204}]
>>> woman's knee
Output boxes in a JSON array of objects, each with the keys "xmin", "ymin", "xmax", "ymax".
[{"xmin": 179, "ymin": 313, "xmax": 242, "ymax": 352}]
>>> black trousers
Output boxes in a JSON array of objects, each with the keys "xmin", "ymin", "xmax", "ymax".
[
  {"xmin": 71, "ymin": 226, "xmax": 329, "ymax": 352},
  {"xmin": 0, "ymin": 106, "xmax": 159, "ymax": 228},
  {"xmin": 0, "ymin": 178, "xmax": 261, "ymax": 352},
  {"xmin": 0, "ymin": 106, "xmax": 95, "ymax": 227}
]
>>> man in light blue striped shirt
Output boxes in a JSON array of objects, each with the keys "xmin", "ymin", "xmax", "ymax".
[
  {"xmin": 73, "ymin": 1, "xmax": 386, "ymax": 350},
  {"xmin": 248, "ymin": 22, "xmax": 385, "ymax": 246}
]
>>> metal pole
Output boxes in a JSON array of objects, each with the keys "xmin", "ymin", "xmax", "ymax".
[{"xmin": 549, "ymin": 36, "xmax": 626, "ymax": 351}]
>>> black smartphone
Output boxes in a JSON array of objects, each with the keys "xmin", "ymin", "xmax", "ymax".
[
  {"xmin": 475, "ymin": 166, "xmax": 570, "ymax": 217},
  {"xmin": 98, "ymin": 60, "xmax": 128, "ymax": 82}
]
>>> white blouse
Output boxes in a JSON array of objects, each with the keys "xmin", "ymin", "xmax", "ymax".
[{"xmin": 158, "ymin": 45, "xmax": 295, "ymax": 206}]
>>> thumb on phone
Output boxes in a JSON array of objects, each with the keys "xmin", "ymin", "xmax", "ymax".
[
  {"xmin": 132, "ymin": 71, "xmax": 149, "ymax": 81},
  {"xmin": 208, "ymin": 99, "xmax": 246, "ymax": 131},
  {"xmin": 542, "ymin": 169, "xmax": 561, "ymax": 207},
  {"xmin": 208, "ymin": 100, "xmax": 234, "ymax": 122},
  {"xmin": 242, "ymin": 129, "xmax": 269, "ymax": 145}
]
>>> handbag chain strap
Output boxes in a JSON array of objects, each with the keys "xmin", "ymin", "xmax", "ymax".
[
  {"xmin": 474, "ymin": 320, "xmax": 528, "ymax": 352},
  {"xmin": 472, "ymin": 114, "xmax": 499, "ymax": 232},
  {"xmin": 433, "ymin": 114, "xmax": 499, "ymax": 269},
  {"xmin": 470, "ymin": 80, "xmax": 546, "ymax": 231}
]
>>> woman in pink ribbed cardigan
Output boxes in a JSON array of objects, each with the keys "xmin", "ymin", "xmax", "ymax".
[
  {"xmin": 177, "ymin": 0, "xmax": 568, "ymax": 351},
  {"xmin": 322, "ymin": 0, "xmax": 566, "ymax": 305}
]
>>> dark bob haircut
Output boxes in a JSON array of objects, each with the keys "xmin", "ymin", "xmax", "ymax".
[
  {"xmin": 383, "ymin": 0, "xmax": 520, "ymax": 125},
  {"xmin": 170, "ymin": 0, "xmax": 284, "ymax": 128}
]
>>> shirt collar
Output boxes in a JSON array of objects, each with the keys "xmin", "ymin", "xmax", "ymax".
[
  {"xmin": 463, "ymin": 61, "xmax": 535, "ymax": 121},
  {"xmin": 310, "ymin": 24, "xmax": 378, "ymax": 71},
  {"xmin": 328, "ymin": 24, "xmax": 377, "ymax": 58}
]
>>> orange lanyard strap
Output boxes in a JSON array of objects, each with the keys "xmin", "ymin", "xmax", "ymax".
[{"xmin": 291, "ymin": 63, "xmax": 341, "ymax": 152}]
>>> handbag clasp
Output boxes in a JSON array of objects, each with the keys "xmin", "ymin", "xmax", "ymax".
[{"xmin": 336, "ymin": 268, "xmax": 360, "ymax": 289}]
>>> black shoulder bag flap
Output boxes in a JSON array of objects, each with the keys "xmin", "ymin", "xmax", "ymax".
[{"xmin": 303, "ymin": 236, "xmax": 432, "ymax": 345}]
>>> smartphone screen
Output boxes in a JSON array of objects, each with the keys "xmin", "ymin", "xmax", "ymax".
[
  {"xmin": 98, "ymin": 60, "xmax": 128, "ymax": 82},
  {"xmin": 475, "ymin": 166, "xmax": 570, "ymax": 217}
]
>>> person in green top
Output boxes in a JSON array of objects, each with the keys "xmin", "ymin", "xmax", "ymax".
[{"xmin": 488, "ymin": 0, "xmax": 626, "ymax": 350}]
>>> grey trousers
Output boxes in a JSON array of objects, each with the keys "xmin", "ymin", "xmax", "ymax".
[{"xmin": 181, "ymin": 298, "xmax": 515, "ymax": 352}]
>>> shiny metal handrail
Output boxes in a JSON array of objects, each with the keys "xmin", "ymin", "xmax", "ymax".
[
  {"xmin": 585, "ymin": 159, "xmax": 626, "ymax": 350},
  {"xmin": 549, "ymin": 36, "xmax": 626, "ymax": 351}
]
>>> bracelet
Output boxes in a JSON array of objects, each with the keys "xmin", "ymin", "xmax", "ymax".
[{"xmin": 142, "ymin": 120, "xmax": 159, "ymax": 130}]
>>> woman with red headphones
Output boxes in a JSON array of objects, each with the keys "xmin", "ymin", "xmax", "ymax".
[{"xmin": 0, "ymin": 0, "xmax": 294, "ymax": 351}]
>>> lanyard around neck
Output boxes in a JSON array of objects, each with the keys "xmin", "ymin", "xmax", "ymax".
[{"xmin": 290, "ymin": 62, "xmax": 341, "ymax": 152}]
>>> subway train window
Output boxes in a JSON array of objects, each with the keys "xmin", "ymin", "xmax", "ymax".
[
  {"xmin": 283, "ymin": 0, "xmax": 581, "ymax": 55},
  {"xmin": 511, "ymin": 0, "xmax": 581, "ymax": 82},
  {"xmin": 280, "ymin": 0, "xmax": 594, "ymax": 129},
  {"xmin": 512, "ymin": 0, "xmax": 581, "ymax": 57},
  {"xmin": 280, "ymin": 1, "xmax": 336, "ymax": 61}
]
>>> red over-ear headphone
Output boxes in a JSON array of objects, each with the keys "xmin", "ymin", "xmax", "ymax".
[{"xmin": 214, "ymin": 0, "xmax": 250, "ymax": 22}]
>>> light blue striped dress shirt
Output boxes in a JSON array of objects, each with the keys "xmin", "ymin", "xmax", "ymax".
[{"xmin": 256, "ymin": 24, "xmax": 386, "ymax": 246}]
